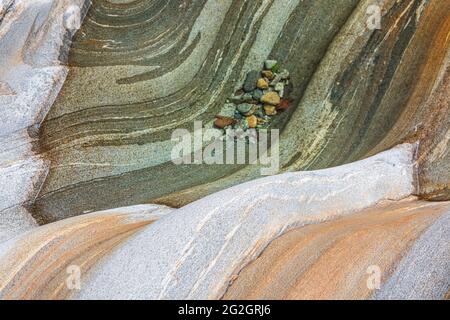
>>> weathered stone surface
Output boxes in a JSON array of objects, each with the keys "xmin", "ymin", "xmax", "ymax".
[
  {"xmin": 15, "ymin": 0, "xmax": 444, "ymax": 222},
  {"xmin": 223, "ymin": 199, "xmax": 450, "ymax": 300},
  {"xmin": 0, "ymin": 0, "xmax": 87, "ymax": 239},
  {"xmin": 0, "ymin": 204, "xmax": 173, "ymax": 299},
  {"xmin": 0, "ymin": 144, "xmax": 420, "ymax": 299},
  {"xmin": 373, "ymin": 208, "xmax": 450, "ymax": 300},
  {"xmin": 0, "ymin": 0, "xmax": 449, "ymax": 301}
]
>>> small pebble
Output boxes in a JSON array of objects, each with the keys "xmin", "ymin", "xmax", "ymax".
[
  {"xmin": 254, "ymin": 107, "xmax": 265, "ymax": 118},
  {"xmin": 214, "ymin": 116, "xmax": 236, "ymax": 129},
  {"xmin": 277, "ymin": 99, "xmax": 290, "ymax": 111},
  {"xmin": 246, "ymin": 115, "xmax": 258, "ymax": 128},
  {"xmin": 270, "ymin": 74, "xmax": 282, "ymax": 86},
  {"xmin": 263, "ymin": 87, "xmax": 274, "ymax": 95},
  {"xmin": 257, "ymin": 117, "xmax": 266, "ymax": 125},
  {"xmin": 274, "ymin": 82, "xmax": 284, "ymax": 98},
  {"xmin": 279, "ymin": 69, "xmax": 290, "ymax": 80},
  {"xmin": 264, "ymin": 59, "xmax": 278, "ymax": 70},
  {"xmin": 237, "ymin": 103, "xmax": 253, "ymax": 114},
  {"xmin": 257, "ymin": 78, "xmax": 269, "ymax": 89},
  {"xmin": 242, "ymin": 93, "xmax": 254, "ymax": 102},
  {"xmin": 252, "ymin": 89, "xmax": 264, "ymax": 101},
  {"xmin": 264, "ymin": 105, "xmax": 277, "ymax": 116},
  {"xmin": 261, "ymin": 91, "xmax": 280, "ymax": 106},
  {"xmin": 271, "ymin": 63, "xmax": 280, "ymax": 73},
  {"xmin": 237, "ymin": 103, "xmax": 257, "ymax": 116},
  {"xmin": 274, "ymin": 82, "xmax": 284, "ymax": 92},
  {"xmin": 217, "ymin": 103, "xmax": 236, "ymax": 118},
  {"xmin": 261, "ymin": 70, "xmax": 274, "ymax": 80},
  {"xmin": 241, "ymin": 119, "xmax": 249, "ymax": 130}
]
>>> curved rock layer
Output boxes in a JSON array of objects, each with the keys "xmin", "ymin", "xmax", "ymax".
[
  {"xmin": 0, "ymin": 0, "xmax": 88, "ymax": 240},
  {"xmin": 0, "ymin": 204, "xmax": 172, "ymax": 299},
  {"xmin": 34, "ymin": 0, "xmax": 450, "ymax": 222},
  {"xmin": 1, "ymin": 0, "xmax": 449, "ymax": 301},
  {"xmin": 1, "ymin": 195, "xmax": 449, "ymax": 299},
  {"xmin": 223, "ymin": 199, "xmax": 450, "ymax": 300},
  {"xmin": 1, "ymin": 145, "xmax": 437, "ymax": 300}
]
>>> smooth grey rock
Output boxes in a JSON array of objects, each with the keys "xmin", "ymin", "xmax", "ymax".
[
  {"xmin": 252, "ymin": 89, "xmax": 264, "ymax": 100},
  {"xmin": 75, "ymin": 144, "xmax": 416, "ymax": 300},
  {"xmin": 243, "ymin": 70, "xmax": 259, "ymax": 92}
]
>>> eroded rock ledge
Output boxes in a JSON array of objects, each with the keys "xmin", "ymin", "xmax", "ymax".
[
  {"xmin": 1, "ymin": 0, "xmax": 449, "ymax": 230},
  {"xmin": 3, "ymin": 143, "xmax": 441, "ymax": 300}
]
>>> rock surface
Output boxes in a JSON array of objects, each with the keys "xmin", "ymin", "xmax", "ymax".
[
  {"xmin": 0, "ymin": 144, "xmax": 448, "ymax": 300},
  {"xmin": 0, "ymin": 0, "xmax": 87, "ymax": 240},
  {"xmin": 0, "ymin": 144, "xmax": 420, "ymax": 299},
  {"xmin": 0, "ymin": 0, "xmax": 449, "ymax": 301},
  {"xmin": 223, "ymin": 198, "xmax": 450, "ymax": 300},
  {"xmin": 14, "ymin": 0, "xmax": 446, "ymax": 223},
  {"xmin": 0, "ymin": 204, "xmax": 173, "ymax": 299}
]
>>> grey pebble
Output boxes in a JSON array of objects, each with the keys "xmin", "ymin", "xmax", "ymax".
[
  {"xmin": 252, "ymin": 89, "xmax": 264, "ymax": 100},
  {"xmin": 243, "ymin": 70, "xmax": 259, "ymax": 92},
  {"xmin": 237, "ymin": 103, "xmax": 253, "ymax": 115}
]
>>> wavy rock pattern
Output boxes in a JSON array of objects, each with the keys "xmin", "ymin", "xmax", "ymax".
[
  {"xmin": 0, "ymin": 144, "xmax": 422, "ymax": 299},
  {"xmin": 223, "ymin": 199, "xmax": 450, "ymax": 300},
  {"xmin": 0, "ymin": 145, "xmax": 448, "ymax": 300},
  {"xmin": 0, "ymin": 0, "xmax": 449, "ymax": 301},
  {"xmin": 0, "ymin": 204, "xmax": 172, "ymax": 299},
  {"xmin": 0, "ymin": 0, "xmax": 87, "ymax": 240},
  {"xmin": 32, "ymin": 0, "xmax": 450, "ymax": 222}
]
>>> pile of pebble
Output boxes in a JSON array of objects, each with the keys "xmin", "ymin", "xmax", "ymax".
[{"xmin": 214, "ymin": 60, "xmax": 292, "ymax": 133}]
